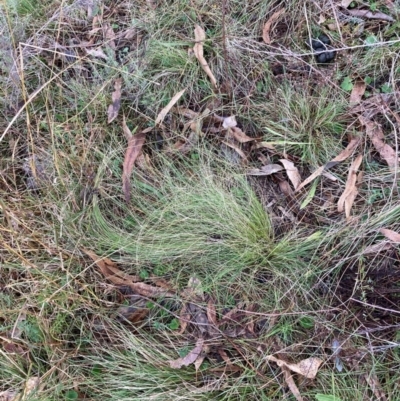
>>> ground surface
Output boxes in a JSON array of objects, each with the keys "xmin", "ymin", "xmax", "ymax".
[{"xmin": 1, "ymin": 1, "xmax": 400, "ymax": 400}]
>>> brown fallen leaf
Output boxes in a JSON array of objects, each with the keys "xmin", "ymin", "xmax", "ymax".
[
  {"xmin": 169, "ymin": 338, "xmax": 204, "ymax": 369},
  {"xmin": 266, "ymin": 355, "xmax": 323, "ymax": 379},
  {"xmin": 349, "ymin": 81, "xmax": 366, "ymax": 105},
  {"xmin": 247, "ymin": 164, "xmax": 284, "ymax": 176},
  {"xmin": 262, "ymin": 9, "xmax": 285, "ymax": 44},
  {"xmin": 337, "ymin": 154, "xmax": 363, "ymax": 218},
  {"xmin": 380, "ymin": 228, "xmax": 400, "ymax": 243},
  {"xmin": 178, "ymin": 304, "xmax": 191, "ymax": 334},
  {"xmin": 107, "ymin": 78, "xmax": 122, "ymax": 123},
  {"xmin": 279, "ymin": 159, "xmax": 301, "ymax": 190},
  {"xmin": 207, "ymin": 298, "xmax": 218, "ymax": 326},
  {"xmin": 193, "ymin": 25, "xmax": 217, "ymax": 89},
  {"xmin": 155, "ymin": 89, "xmax": 186, "ymax": 126},
  {"xmin": 359, "ymin": 116, "xmax": 399, "ymax": 172},
  {"xmin": 230, "ymin": 127, "xmax": 255, "ymax": 143},
  {"xmin": 122, "ymin": 118, "xmax": 147, "ymax": 203},
  {"xmin": 363, "ymin": 242, "xmax": 393, "ymax": 255},
  {"xmin": 83, "ymin": 248, "xmax": 174, "ymax": 298},
  {"xmin": 222, "ymin": 141, "xmax": 248, "ymax": 160},
  {"xmin": 296, "ymin": 137, "xmax": 361, "ymax": 191},
  {"xmin": 282, "ymin": 367, "xmax": 304, "ymax": 401},
  {"xmin": 103, "ymin": 23, "xmax": 116, "ymax": 50},
  {"xmin": 347, "ymin": 8, "xmax": 394, "ymax": 22}
]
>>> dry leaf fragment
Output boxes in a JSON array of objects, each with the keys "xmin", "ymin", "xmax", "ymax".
[
  {"xmin": 337, "ymin": 154, "xmax": 363, "ymax": 218},
  {"xmin": 122, "ymin": 119, "xmax": 147, "ymax": 203},
  {"xmin": 207, "ymin": 298, "xmax": 218, "ymax": 326},
  {"xmin": 107, "ymin": 78, "xmax": 122, "ymax": 123},
  {"xmin": 279, "ymin": 159, "xmax": 301, "ymax": 190},
  {"xmin": 350, "ymin": 81, "xmax": 366, "ymax": 105},
  {"xmin": 347, "ymin": 8, "xmax": 394, "ymax": 22},
  {"xmin": 155, "ymin": 89, "xmax": 186, "ymax": 126},
  {"xmin": 247, "ymin": 164, "xmax": 283, "ymax": 176},
  {"xmin": 193, "ymin": 25, "xmax": 217, "ymax": 88},
  {"xmin": 0, "ymin": 390, "xmax": 18, "ymax": 401},
  {"xmin": 222, "ymin": 115, "xmax": 237, "ymax": 129},
  {"xmin": 359, "ymin": 116, "xmax": 399, "ymax": 172},
  {"xmin": 83, "ymin": 248, "xmax": 174, "ymax": 297},
  {"xmin": 24, "ymin": 377, "xmax": 40, "ymax": 396},
  {"xmin": 266, "ymin": 355, "xmax": 323, "ymax": 379},
  {"xmin": 169, "ymin": 338, "xmax": 204, "ymax": 369},
  {"xmin": 296, "ymin": 137, "xmax": 361, "ymax": 191},
  {"xmin": 380, "ymin": 228, "xmax": 400, "ymax": 243},
  {"xmin": 262, "ymin": 9, "xmax": 285, "ymax": 44},
  {"xmin": 363, "ymin": 242, "xmax": 393, "ymax": 255},
  {"xmin": 282, "ymin": 367, "xmax": 304, "ymax": 401},
  {"xmin": 85, "ymin": 47, "xmax": 108, "ymax": 60},
  {"xmin": 222, "ymin": 141, "xmax": 248, "ymax": 160},
  {"xmin": 230, "ymin": 127, "xmax": 255, "ymax": 143}
]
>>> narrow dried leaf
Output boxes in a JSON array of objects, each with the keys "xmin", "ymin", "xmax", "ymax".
[
  {"xmin": 282, "ymin": 367, "xmax": 304, "ymax": 401},
  {"xmin": 122, "ymin": 120, "xmax": 147, "ymax": 203},
  {"xmin": 347, "ymin": 8, "xmax": 394, "ymax": 22},
  {"xmin": 350, "ymin": 81, "xmax": 366, "ymax": 104},
  {"xmin": 83, "ymin": 248, "xmax": 140, "ymax": 283},
  {"xmin": 296, "ymin": 137, "xmax": 361, "ymax": 191},
  {"xmin": 262, "ymin": 9, "xmax": 286, "ymax": 44},
  {"xmin": 337, "ymin": 154, "xmax": 363, "ymax": 218},
  {"xmin": 222, "ymin": 141, "xmax": 247, "ymax": 160},
  {"xmin": 247, "ymin": 164, "xmax": 283, "ymax": 176},
  {"xmin": 230, "ymin": 127, "xmax": 255, "ymax": 143},
  {"xmin": 103, "ymin": 23, "xmax": 116, "ymax": 50},
  {"xmin": 83, "ymin": 248, "xmax": 174, "ymax": 297},
  {"xmin": 179, "ymin": 304, "xmax": 191, "ymax": 334},
  {"xmin": 193, "ymin": 25, "xmax": 217, "ymax": 88},
  {"xmin": 380, "ymin": 228, "xmax": 400, "ymax": 243},
  {"xmin": 363, "ymin": 242, "xmax": 392, "ymax": 255},
  {"xmin": 359, "ymin": 116, "xmax": 399, "ymax": 172},
  {"xmin": 222, "ymin": 115, "xmax": 237, "ymax": 129},
  {"xmin": 169, "ymin": 338, "xmax": 204, "ymax": 369},
  {"xmin": 85, "ymin": 47, "xmax": 108, "ymax": 60},
  {"xmin": 194, "ymin": 354, "xmax": 206, "ymax": 372},
  {"xmin": 279, "ymin": 159, "xmax": 301, "ymax": 189},
  {"xmin": 155, "ymin": 89, "xmax": 186, "ymax": 126},
  {"xmin": 207, "ymin": 298, "xmax": 218, "ymax": 326},
  {"xmin": 266, "ymin": 355, "xmax": 323, "ymax": 379},
  {"xmin": 107, "ymin": 78, "xmax": 122, "ymax": 123},
  {"xmin": 364, "ymin": 373, "xmax": 388, "ymax": 401}
]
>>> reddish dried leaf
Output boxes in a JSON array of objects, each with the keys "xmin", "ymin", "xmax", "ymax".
[
  {"xmin": 380, "ymin": 228, "xmax": 400, "ymax": 243},
  {"xmin": 359, "ymin": 116, "xmax": 399, "ymax": 172},
  {"xmin": 262, "ymin": 9, "xmax": 286, "ymax": 44},
  {"xmin": 122, "ymin": 121, "xmax": 147, "ymax": 203},
  {"xmin": 363, "ymin": 242, "xmax": 392, "ymax": 255},
  {"xmin": 296, "ymin": 137, "xmax": 361, "ymax": 191},
  {"xmin": 116, "ymin": 306, "xmax": 149, "ymax": 324},
  {"xmin": 169, "ymin": 338, "xmax": 204, "ymax": 369},
  {"xmin": 83, "ymin": 248, "xmax": 174, "ymax": 297},
  {"xmin": 107, "ymin": 78, "xmax": 122, "ymax": 123}
]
